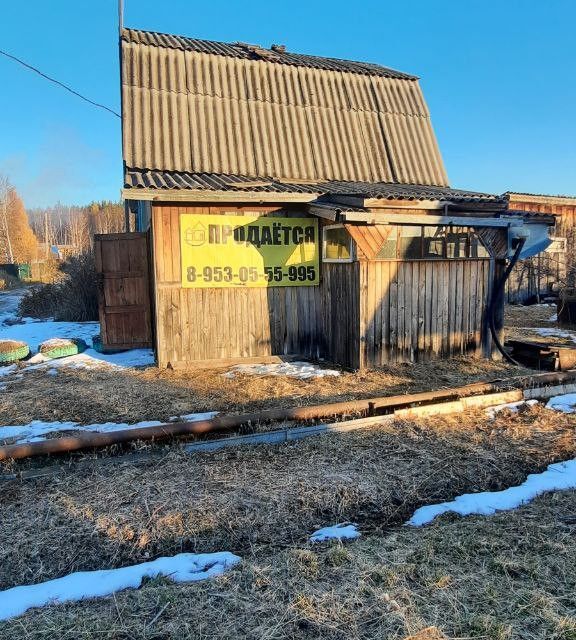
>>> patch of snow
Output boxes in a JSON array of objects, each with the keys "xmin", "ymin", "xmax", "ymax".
[
  {"xmin": 407, "ymin": 458, "xmax": 576, "ymax": 526},
  {"xmin": 0, "ymin": 551, "xmax": 240, "ymax": 621},
  {"xmin": 0, "ymin": 317, "xmax": 155, "ymax": 372},
  {"xmin": 169, "ymin": 411, "xmax": 219, "ymax": 422},
  {"xmin": 0, "ymin": 290, "xmax": 26, "ymax": 325},
  {"xmin": 486, "ymin": 399, "xmax": 539, "ymax": 419},
  {"xmin": 548, "ymin": 313, "xmax": 558, "ymax": 322},
  {"xmin": 0, "ymin": 364, "xmax": 17, "ymax": 377},
  {"xmin": 0, "ymin": 412, "xmax": 217, "ymax": 445},
  {"xmin": 225, "ymin": 361, "xmax": 340, "ymax": 380},
  {"xmin": 310, "ymin": 523, "xmax": 360, "ymax": 542},
  {"xmin": 524, "ymin": 327, "xmax": 576, "ymax": 343},
  {"xmin": 46, "ymin": 369, "xmax": 58, "ymax": 377},
  {"xmin": 546, "ymin": 393, "xmax": 576, "ymax": 414}
]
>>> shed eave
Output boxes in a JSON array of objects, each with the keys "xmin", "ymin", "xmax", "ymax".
[{"xmin": 121, "ymin": 187, "xmax": 321, "ymax": 203}]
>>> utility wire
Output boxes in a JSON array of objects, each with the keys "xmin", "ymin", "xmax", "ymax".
[{"xmin": 0, "ymin": 48, "xmax": 121, "ymax": 118}]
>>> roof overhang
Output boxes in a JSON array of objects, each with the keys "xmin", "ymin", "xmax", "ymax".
[
  {"xmin": 122, "ymin": 187, "xmax": 320, "ymax": 204},
  {"xmin": 308, "ymin": 202, "xmax": 534, "ymax": 228}
]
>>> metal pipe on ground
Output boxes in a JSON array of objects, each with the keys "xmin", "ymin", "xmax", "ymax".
[{"xmin": 1, "ymin": 369, "xmax": 575, "ymax": 461}]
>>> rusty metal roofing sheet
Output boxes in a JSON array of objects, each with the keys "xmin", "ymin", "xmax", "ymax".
[
  {"xmin": 124, "ymin": 169, "xmax": 501, "ymax": 205},
  {"xmin": 121, "ymin": 28, "xmax": 448, "ymax": 187}
]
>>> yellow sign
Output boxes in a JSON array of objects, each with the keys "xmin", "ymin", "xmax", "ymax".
[{"xmin": 180, "ymin": 215, "xmax": 319, "ymax": 288}]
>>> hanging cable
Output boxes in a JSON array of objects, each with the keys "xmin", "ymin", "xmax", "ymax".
[{"xmin": 0, "ymin": 49, "xmax": 121, "ymax": 118}]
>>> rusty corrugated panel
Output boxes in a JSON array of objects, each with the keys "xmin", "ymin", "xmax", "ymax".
[{"xmin": 121, "ymin": 29, "xmax": 449, "ymax": 187}]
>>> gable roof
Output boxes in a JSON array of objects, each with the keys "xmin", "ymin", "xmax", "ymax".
[{"xmin": 121, "ymin": 28, "xmax": 448, "ymax": 189}]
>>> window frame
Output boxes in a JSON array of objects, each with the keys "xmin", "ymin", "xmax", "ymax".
[
  {"xmin": 322, "ymin": 224, "xmax": 356, "ymax": 263},
  {"xmin": 374, "ymin": 224, "xmax": 491, "ymax": 261}
]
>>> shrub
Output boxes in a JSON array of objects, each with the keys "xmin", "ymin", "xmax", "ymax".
[
  {"xmin": 19, "ymin": 254, "xmax": 98, "ymax": 322},
  {"xmin": 0, "ymin": 270, "xmax": 21, "ymax": 290}
]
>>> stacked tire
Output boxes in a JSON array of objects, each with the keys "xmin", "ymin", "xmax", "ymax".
[
  {"xmin": 38, "ymin": 338, "xmax": 88, "ymax": 360},
  {"xmin": 0, "ymin": 340, "xmax": 30, "ymax": 364}
]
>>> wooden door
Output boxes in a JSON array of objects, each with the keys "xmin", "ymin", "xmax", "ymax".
[{"xmin": 94, "ymin": 232, "xmax": 153, "ymax": 349}]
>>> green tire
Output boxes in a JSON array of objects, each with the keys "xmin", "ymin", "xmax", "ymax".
[
  {"xmin": 39, "ymin": 338, "xmax": 88, "ymax": 360},
  {"xmin": 0, "ymin": 340, "xmax": 30, "ymax": 364}
]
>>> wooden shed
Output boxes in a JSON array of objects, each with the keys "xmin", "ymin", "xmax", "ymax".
[
  {"xmin": 96, "ymin": 27, "xmax": 554, "ymax": 369},
  {"xmin": 505, "ymin": 192, "xmax": 576, "ymax": 303}
]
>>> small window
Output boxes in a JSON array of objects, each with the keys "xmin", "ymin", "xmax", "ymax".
[
  {"xmin": 423, "ymin": 226, "xmax": 446, "ymax": 258},
  {"xmin": 547, "ymin": 237, "xmax": 567, "ymax": 253},
  {"xmin": 323, "ymin": 225, "xmax": 354, "ymax": 262},
  {"xmin": 446, "ymin": 226, "xmax": 469, "ymax": 258},
  {"xmin": 398, "ymin": 226, "xmax": 423, "ymax": 259},
  {"xmin": 376, "ymin": 227, "xmax": 398, "ymax": 259},
  {"xmin": 470, "ymin": 230, "xmax": 490, "ymax": 258}
]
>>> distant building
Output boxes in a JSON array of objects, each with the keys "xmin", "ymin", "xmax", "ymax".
[{"xmin": 505, "ymin": 192, "xmax": 576, "ymax": 303}]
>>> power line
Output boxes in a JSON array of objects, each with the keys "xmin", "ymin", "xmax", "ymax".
[{"xmin": 0, "ymin": 48, "xmax": 121, "ymax": 118}]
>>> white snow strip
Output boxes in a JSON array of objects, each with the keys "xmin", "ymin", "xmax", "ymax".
[
  {"xmin": 224, "ymin": 361, "xmax": 340, "ymax": 380},
  {"xmin": 0, "ymin": 552, "xmax": 240, "ymax": 621},
  {"xmin": 169, "ymin": 412, "xmax": 219, "ymax": 422},
  {"xmin": 0, "ymin": 412, "xmax": 215, "ymax": 444},
  {"xmin": 485, "ymin": 399, "xmax": 539, "ymax": 419},
  {"xmin": 548, "ymin": 313, "xmax": 558, "ymax": 322},
  {"xmin": 310, "ymin": 523, "xmax": 360, "ymax": 542},
  {"xmin": 546, "ymin": 393, "xmax": 576, "ymax": 414},
  {"xmin": 407, "ymin": 458, "xmax": 576, "ymax": 527}
]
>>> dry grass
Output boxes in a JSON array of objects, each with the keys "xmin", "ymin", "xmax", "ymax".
[
  {"xmin": 505, "ymin": 303, "xmax": 557, "ymax": 330},
  {"xmin": 0, "ymin": 404, "xmax": 574, "ymax": 638},
  {"xmin": 0, "ymin": 357, "xmax": 529, "ymax": 427}
]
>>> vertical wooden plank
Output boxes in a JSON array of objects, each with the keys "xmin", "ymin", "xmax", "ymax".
[{"xmin": 389, "ymin": 261, "xmax": 398, "ymax": 362}]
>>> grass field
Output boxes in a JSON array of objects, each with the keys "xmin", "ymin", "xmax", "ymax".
[
  {"xmin": 1, "ymin": 302, "xmax": 575, "ymax": 637},
  {"xmin": 1, "ymin": 403, "xmax": 575, "ymax": 638}
]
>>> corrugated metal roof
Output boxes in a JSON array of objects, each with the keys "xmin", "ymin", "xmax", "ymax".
[
  {"xmin": 123, "ymin": 28, "xmax": 417, "ymax": 79},
  {"xmin": 124, "ymin": 168, "xmax": 501, "ymax": 205},
  {"xmin": 121, "ymin": 28, "xmax": 448, "ymax": 187}
]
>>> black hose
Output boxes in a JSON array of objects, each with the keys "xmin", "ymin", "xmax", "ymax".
[{"xmin": 488, "ymin": 237, "xmax": 527, "ymax": 365}]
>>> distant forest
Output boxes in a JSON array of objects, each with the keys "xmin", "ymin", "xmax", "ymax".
[
  {"xmin": 0, "ymin": 172, "xmax": 125, "ymax": 264},
  {"xmin": 27, "ymin": 201, "xmax": 125, "ymax": 253}
]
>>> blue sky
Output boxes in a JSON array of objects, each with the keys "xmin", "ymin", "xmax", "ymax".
[{"xmin": 1, "ymin": 0, "xmax": 574, "ymax": 208}]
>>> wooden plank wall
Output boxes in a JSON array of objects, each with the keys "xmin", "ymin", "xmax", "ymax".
[
  {"xmin": 359, "ymin": 259, "xmax": 491, "ymax": 367},
  {"xmin": 151, "ymin": 204, "xmax": 360, "ymax": 368},
  {"xmin": 507, "ymin": 200, "xmax": 576, "ymax": 302}
]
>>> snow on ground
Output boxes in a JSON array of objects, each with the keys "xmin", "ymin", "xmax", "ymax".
[
  {"xmin": 407, "ymin": 458, "xmax": 576, "ymax": 527},
  {"xmin": 310, "ymin": 523, "xmax": 360, "ymax": 542},
  {"xmin": 224, "ymin": 361, "xmax": 340, "ymax": 380},
  {"xmin": 0, "ymin": 289, "xmax": 27, "ymax": 325},
  {"xmin": 0, "ymin": 290, "xmax": 154, "ymax": 374},
  {"xmin": 0, "ymin": 412, "xmax": 217, "ymax": 445},
  {"xmin": 485, "ymin": 399, "xmax": 539, "ymax": 419},
  {"xmin": 525, "ymin": 327, "xmax": 576, "ymax": 343},
  {"xmin": 169, "ymin": 412, "xmax": 219, "ymax": 422},
  {"xmin": 0, "ymin": 551, "xmax": 241, "ymax": 621},
  {"xmin": 546, "ymin": 393, "xmax": 576, "ymax": 414}
]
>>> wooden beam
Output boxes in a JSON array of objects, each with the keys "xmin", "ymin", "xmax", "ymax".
[
  {"xmin": 122, "ymin": 188, "xmax": 319, "ymax": 204},
  {"xmin": 341, "ymin": 211, "xmax": 516, "ymax": 228},
  {"xmin": 327, "ymin": 195, "xmax": 448, "ymax": 209}
]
